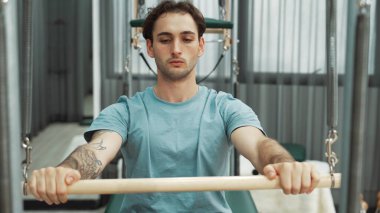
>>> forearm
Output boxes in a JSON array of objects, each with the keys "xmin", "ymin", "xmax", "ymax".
[
  {"xmin": 58, "ymin": 130, "xmax": 122, "ymax": 179},
  {"xmin": 255, "ymin": 138, "xmax": 294, "ymax": 173},
  {"xmin": 231, "ymin": 126, "xmax": 319, "ymax": 195},
  {"xmin": 28, "ymin": 130, "xmax": 121, "ymax": 205},
  {"xmin": 58, "ymin": 144, "xmax": 104, "ymax": 179},
  {"xmin": 231, "ymin": 126, "xmax": 294, "ymax": 173}
]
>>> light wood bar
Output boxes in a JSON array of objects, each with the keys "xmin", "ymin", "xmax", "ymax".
[{"xmin": 65, "ymin": 173, "xmax": 341, "ymax": 195}]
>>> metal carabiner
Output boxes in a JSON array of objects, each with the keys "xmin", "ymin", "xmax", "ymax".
[
  {"xmin": 223, "ymin": 32, "xmax": 231, "ymax": 51},
  {"xmin": 22, "ymin": 136, "xmax": 32, "ymax": 195},
  {"xmin": 22, "ymin": 137, "xmax": 32, "ymax": 165},
  {"xmin": 22, "ymin": 165, "xmax": 29, "ymax": 195},
  {"xmin": 328, "ymin": 129, "xmax": 338, "ymax": 142},
  {"xmin": 132, "ymin": 32, "xmax": 142, "ymax": 50},
  {"xmin": 325, "ymin": 138, "xmax": 338, "ymax": 167},
  {"xmin": 324, "ymin": 129, "xmax": 339, "ymax": 188}
]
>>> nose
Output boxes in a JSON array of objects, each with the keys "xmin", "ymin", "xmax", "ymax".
[{"xmin": 171, "ymin": 39, "xmax": 182, "ymax": 57}]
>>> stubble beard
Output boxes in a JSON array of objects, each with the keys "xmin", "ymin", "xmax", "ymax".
[{"xmin": 158, "ymin": 63, "xmax": 196, "ymax": 81}]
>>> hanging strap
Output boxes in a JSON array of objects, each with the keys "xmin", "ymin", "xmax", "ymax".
[
  {"xmin": 324, "ymin": 0, "xmax": 339, "ymax": 188},
  {"xmin": 197, "ymin": 30, "xmax": 230, "ymax": 84},
  {"xmin": 326, "ymin": 0, "xmax": 338, "ymax": 130},
  {"xmin": 197, "ymin": 49, "xmax": 226, "ymax": 84},
  {"xmin": 138, "ymin": 49, "xmax": 157, "ymax": 76},
  {"xmin": 132, "ymin": 31, "xmax": 157, "ymax": 76},
  {"xmin": 21, "ymin": 0, "xmax": 33, "ymax": 196}
]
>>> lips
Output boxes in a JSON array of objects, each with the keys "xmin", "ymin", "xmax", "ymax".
[{"xmin": 168, "ymin": 59, "xmax": 185, "ymax": 66}]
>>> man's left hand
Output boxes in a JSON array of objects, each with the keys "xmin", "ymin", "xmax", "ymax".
[{"xmin": 263, "ymin": 162, "xmax": 320, "ymax": 194}]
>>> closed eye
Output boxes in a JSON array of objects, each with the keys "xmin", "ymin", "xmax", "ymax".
[
  {"xmin": 159, "ymin": 39, "xmax": 171, "ymax": 44},
  {"xmin": 183, "ymin": 38, "xmax": 194, "ymax": 43}
]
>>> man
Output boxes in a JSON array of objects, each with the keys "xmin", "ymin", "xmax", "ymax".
[{"xmin": 28, "ymin": 1, "xmax": 320, "ymax": 212}]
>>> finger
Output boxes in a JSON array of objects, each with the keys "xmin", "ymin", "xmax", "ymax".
[
  {"xmin": 28, "ymin": 171, "xmax": 42, "ymax": 201},
  {"xmin": 279, "ymin": 163, "xmax": 292, "ymax": 194},
  {"xmin": 291, "ymin": 162, "xmax": 302, "ymax": 194},
  {"xmin": 300, "ymin": 164, "xmax": 312, "ymax": 194},
  {"xmin": 262, "ymin": 164, "xmax": 277, "ymax": 180},
  {"xmin": 65, "ymin": 169, "xmax": 81, "ymax": 185},
  {"xmin": 45, "ymin": 167, "xmax": 59, "ymax": 205},
  {"xmin": 36, "ymin": 169, "xmax": 53, "ymax": 205},
  {"xmin": 68, "ymin": 169, "xmax": 81, "ymax": 185},
  {"xmin": 56, "ymin": 168, "xmax": 68, "ymax": 204},
  {"xmin": 308, "ymin": 166, "xmax": 320, "ymax": 194}
]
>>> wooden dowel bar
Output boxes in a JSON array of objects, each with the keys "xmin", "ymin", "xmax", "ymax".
[{"xmin": 65, "ymin": 173, "xmax": 341, "ymax": 195}]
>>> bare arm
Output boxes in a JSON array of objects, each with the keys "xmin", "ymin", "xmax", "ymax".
[
  {"xmin": 231, "ymin": 126, "xmax": 294, "ymax": 174},
  {"xmin": 28, "ymin": 130, "xmax": 122, "ymax": 205},
  {"xmin": 58, "ymin": 130, "xmax": 122, "ymax": 179},
  {"xmin": 231, "ymin": 126, "xmax": 319, "ymax": 194}
]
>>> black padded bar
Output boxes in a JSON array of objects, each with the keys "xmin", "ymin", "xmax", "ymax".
[{"xmin": 130, "ymin": 17, "xmax": 233, "ymax": 29}]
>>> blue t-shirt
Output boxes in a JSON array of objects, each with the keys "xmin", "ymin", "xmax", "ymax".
[{"xmin": 84, "ymin": 86, "xmax": 263, "ymax": 213}]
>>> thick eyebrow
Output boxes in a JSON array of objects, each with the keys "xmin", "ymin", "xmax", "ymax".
[
  {"xmin": 156, "ymin": 31, "xmax": 196, "ymax": 37},
  {"xmin": 180, "ymin": 31, "xmax": 196, "ymax": 36},
  {"xmin": 157, "ymin": 32, "xmax": 172, "ymax": 37}
]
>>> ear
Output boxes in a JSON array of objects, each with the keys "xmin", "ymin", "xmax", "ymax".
[
  {"xmin": 198, "ymin": 36, "xmax": 205, "ymax": 57},
  {"xmin": 146, "ymin": 39, "xmax": 154, "ymax": 58}
]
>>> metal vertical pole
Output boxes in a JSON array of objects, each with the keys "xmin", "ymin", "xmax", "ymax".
[
  {"xmin": 230, "ymin": 0, "xmax": 238, "ymax": 99},
  {"xmin": 0, "ymin": 2, "xmax": 12, "ymax": 212},
  {"xmin": 125, "ymin": 0, "xmax": 133, "ymax": 97},
  {"xmin": 0, "ymin": 0, "xmax": 23, "ymax": 212},
  {"xmin": 230, "ymin": 0, "xmax": 240, "ymax": 176},
  {"xmin": 339, "ymin": 0, "xmax": 358, "ymax": 211},
  {"xmin": 347, "ymin": 2, "xmax": 370, "ymax": 213},
  {"xmin": 367, "ymin": 0, "xmax": 376, "ymax": 78},
  {"xmin": 93, "ymin": 0, "xmax": 101, "ymax": 117}
]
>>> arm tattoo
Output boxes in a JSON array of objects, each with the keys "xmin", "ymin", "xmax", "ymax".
[
  {"xmin": 58, "ymin": 130, "xmax": 114, "ymax": 179},
  {"xmin": 92, "ymin": 130, "xmax": 114, "ymax": 138},
  {"xmin": 91, "ymin": 130, "xmax": 115, "ymax": 151},
  {"xmin": 91, "ymin": 139, "xmax": 107, "ymax": 150},
  {"xmin": 59, "ymin": 145, "xmax": 103, "ymax": 179}
]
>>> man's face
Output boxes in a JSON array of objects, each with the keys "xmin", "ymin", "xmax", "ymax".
[{"xmin": 146, "ymin": 12, "xmax": 205, "ymax": 81}]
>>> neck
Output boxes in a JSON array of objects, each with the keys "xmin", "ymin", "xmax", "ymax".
[{"xmin": 154, "ymin": 77, "xmax": 198, "ymax": 103}]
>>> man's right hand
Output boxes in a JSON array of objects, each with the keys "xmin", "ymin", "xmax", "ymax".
[{"xmin": 28, "ymin": 167, "xmax": 81, "ymax": 205}]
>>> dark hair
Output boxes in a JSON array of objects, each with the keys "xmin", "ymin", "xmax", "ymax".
[{"xmin": 142, "ymin": 0, "xmax": 206, "ymax": 41}]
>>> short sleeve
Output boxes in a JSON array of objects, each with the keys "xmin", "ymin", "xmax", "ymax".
[
  {"xmin": 84, "ymin": 97, "xmax": 129, "ymax": 143},
  {"xmin": 217, "ymin": 92, "xmax": 265, "ymax": 138}
]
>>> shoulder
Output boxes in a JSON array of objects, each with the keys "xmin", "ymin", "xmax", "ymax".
[
  {"xmin": 101, "ymin": 96, "xmax": 130, "ymax": 114},
  {"xmin": 100, "ymin": 92, "xmax": 142, "ymax": 116},
  {"xmin": 205, "ymin": 87, "xmax": 246, "ymax": 108},
  {"xmin": 114, "ymin": 87, "xmax": 152, "ymax": 106},
  {"xmin": 199, "ymin": 86, "xmax": 248, "ymax": 111},
  {"xmin": 201, "ymin": 86, "xmax": 234, "ymax": 102},
  {"xmin": 200, "ymin": 87, "xmax": 253, "ymax": 117}
]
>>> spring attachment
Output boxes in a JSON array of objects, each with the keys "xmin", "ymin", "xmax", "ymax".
[
  {"xmin": 22, "ymin": 136, "xmax": 32, "ymax": 195},
  {"xmin": 324, "ymin": 129, "xmax": 338, "ymax": 188}
]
